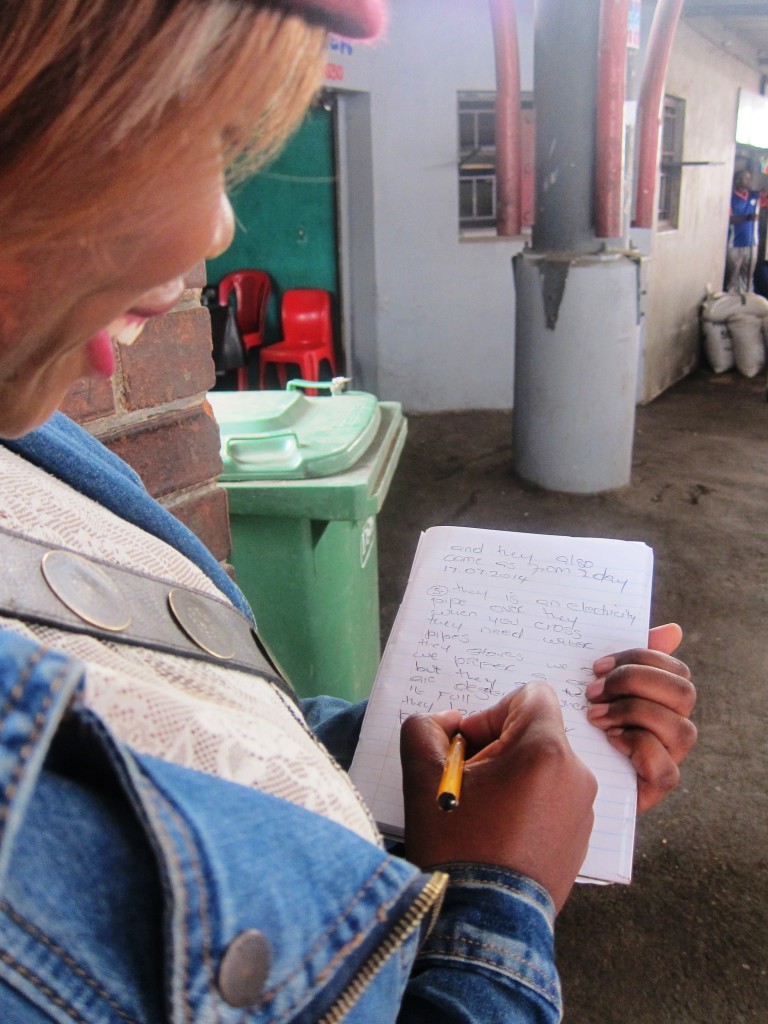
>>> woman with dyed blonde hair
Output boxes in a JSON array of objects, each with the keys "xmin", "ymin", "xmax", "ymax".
[{"xmin": 0, "ymin": 2, "xmax": 695, "ymax": 1021}]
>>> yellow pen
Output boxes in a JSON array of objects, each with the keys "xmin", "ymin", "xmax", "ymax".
[{"xmin": 436, "ymin": 733, "xmax": 467, "ymax": 811}]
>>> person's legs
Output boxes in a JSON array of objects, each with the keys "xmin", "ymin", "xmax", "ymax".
[
  {"xmin": 747, "ymin": 244, "xmax": 758, "ymax": 292},
  {"xmin": 726, "ymin": 246, "xmax": 751, "ymax": 292},
  {"xmin": 725, "ymin": 247, "xmax": 740, "ymax": 291}
]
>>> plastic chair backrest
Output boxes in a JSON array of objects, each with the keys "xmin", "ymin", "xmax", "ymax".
[
  {"xmin": 218, "ymin": 270, "xmax": 271, "ymax": 342},
  {"xmin": 281, "ymin": 289, "xmax": 332, "ymax": 346}
]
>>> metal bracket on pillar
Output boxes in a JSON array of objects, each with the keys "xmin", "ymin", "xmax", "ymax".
[{"xmin": 538, "ymin": 259, "xmax": 570, "ymax": 330}]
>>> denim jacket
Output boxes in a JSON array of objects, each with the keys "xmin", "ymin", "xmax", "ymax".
[{"xmin": 0, "ymin": 416, "xmax": 562, "ymax": 1023}]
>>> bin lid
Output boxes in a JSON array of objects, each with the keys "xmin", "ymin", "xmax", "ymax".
[
  {"xmin": 220, "ymin": 402, "xmax": 406, "ymax": 521},
  {"xmin": 207, "ymin": 390, "xmax": 381, "ymax": 480}
]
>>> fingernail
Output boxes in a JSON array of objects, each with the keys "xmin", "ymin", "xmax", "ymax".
[
  {"xmin": 587, "ymin": 702, "xmax": 609, "ymax": 718},
  {"xmin": 586, "ymin": 678, "xmax": 605, "ymax": 699},
  {"xmin": 593, "ymin": 655, "xmax": 615, "ymax": 675}
]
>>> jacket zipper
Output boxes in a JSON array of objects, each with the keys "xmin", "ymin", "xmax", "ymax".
[{"xmin": 317, "ymin": 871, "xmax": 449, "ymax": 1024}]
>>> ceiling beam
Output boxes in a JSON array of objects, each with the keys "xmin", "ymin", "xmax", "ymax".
[{"xmin": 684, "ymin": 4, "xmax": 768, "ymax": 17}]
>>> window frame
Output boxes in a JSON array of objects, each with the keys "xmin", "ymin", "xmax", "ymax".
[
  {"xmin": 458, "ymin": 91, "xmax": 499, "ymax": 232},
  {"xmin": 657, "ymin": 93, "xmax": 686, "ymax": 230},
  {"xmin": 457, "ymin": 90, "xmax": 535, "ymax": 236}
]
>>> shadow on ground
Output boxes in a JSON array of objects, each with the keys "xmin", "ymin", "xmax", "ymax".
[{"xmin": 376, "ymin": 370, "xmax": 768, "ymax": 1024}]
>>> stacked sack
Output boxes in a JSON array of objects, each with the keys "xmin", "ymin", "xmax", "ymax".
[{"xmin": 700, "ymin": 290, "xmax": 768, "ymax": 377}]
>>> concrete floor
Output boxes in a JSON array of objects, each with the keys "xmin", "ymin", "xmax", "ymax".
[{"xmin": 376, "ymin": 370, "xmax": 768, "ymax": 1024}]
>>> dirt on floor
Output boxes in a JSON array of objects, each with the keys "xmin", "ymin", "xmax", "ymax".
[{"xmin": 376, "ymin": 369, "xmax": 768, "ymax": 1024}]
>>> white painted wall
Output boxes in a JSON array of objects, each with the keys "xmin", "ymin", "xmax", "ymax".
[
  {"xmin": 331, "ymin": 3, "xmax": 762, "ymax": 412},
  {"xmin": 636, "ymin": 18, "xmax": 763, "ymax": 402},
  {"xmin": 362, "ymin": 1, "xmax": 535, "ymax": 411}
]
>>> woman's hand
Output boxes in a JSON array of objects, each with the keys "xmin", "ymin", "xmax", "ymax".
[
  {"xmin": 400, "ymin": 683, "xmax": 597, "ymax": 914},
  {"xmin": 586, "ymin": 622, "xmax": 697, "ymax": 812}
]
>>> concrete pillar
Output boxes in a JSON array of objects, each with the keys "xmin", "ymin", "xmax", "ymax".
[
  {"xmin": 532, "ymin": 0, "xmax": 601, "ymax": 254},
  {"xmin": 513, "ymin": 251, "xmax": 640, "ymax": 492},
  {"xmin": 512, "ymin": 0, "xmax": 641, "ymax": 492}
]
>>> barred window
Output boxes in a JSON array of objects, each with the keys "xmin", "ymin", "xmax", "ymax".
[
  {"xmin": 458, "ymin": 91, "xmax": 535, "ymax": 234},
  {"xmin": 458, "ymin": 93, "xmax": 498, "ymax": 230},
  {"xmin": 658, "ymin": 94, "xmax": 685, "ymax": 228}
]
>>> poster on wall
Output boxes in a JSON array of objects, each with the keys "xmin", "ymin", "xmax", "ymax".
[
  {"xmin": 323, "ymin": 35, "xmax": 373, "ymax": 91},
  {"xmin": 627, "ymin": 0, "xmax": 641, "ymax": 50}
]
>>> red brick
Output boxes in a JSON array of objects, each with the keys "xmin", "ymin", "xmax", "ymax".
[
  {"xmin": 103, "ymin": 405, "xmax": 223, "ymax": 499},
  {"xmin": 165, "ymin": 485, "xmax": 232, "ymax": 562},
  {"xmin": 61, "ymin": 266, "xmax": 234, "ymax": 565},
  {"xmin": 120, "ymin": 307, "xmax": 215, "ymax": 411},
  {"xmin": 61, "ymin": 372, "xmax": 117, "ymax": 422}
]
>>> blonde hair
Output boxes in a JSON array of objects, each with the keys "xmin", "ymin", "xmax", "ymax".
[{"xmin": 0, "ymin": 1, "xmax": 327, "ymax": 253}]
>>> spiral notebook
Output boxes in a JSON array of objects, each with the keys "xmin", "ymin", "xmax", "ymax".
[{"xmin": 349, "ymin": 526, "xmax": 654, "ymax": 884}]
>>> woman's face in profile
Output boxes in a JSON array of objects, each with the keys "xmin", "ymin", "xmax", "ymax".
[{"xmin": 0, "ymin": 141, "xmax": 235, "ymax": 439}]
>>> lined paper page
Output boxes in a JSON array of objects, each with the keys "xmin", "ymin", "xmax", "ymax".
[{"xmin": 349, "ymin": 527, "xmax": 654, "ymax": 884}]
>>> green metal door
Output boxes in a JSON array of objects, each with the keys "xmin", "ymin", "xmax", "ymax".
[{"xmin": 207, "ymin": 105, "xmax": 339, "ymax": 355}]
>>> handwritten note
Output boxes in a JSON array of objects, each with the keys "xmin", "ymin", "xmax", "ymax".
[{"xmin": 349, "ymin": 526, "xmax": 654, "ymax": 884}]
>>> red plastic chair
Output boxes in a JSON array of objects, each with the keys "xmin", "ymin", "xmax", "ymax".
[
  {"xmin": 259, "ymin": 289, "xmax": 337, "ymax": 395},
  {"xmin": 218, "ymin": 270, "xmax": 271, "ymax": 390}
]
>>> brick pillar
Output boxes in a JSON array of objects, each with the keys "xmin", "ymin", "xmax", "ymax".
[{"xmin": 60, "ymin": 262, "xmax": 233, "ymax": 567}]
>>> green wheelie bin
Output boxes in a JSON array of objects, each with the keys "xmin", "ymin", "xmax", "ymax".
[{"xmin": 207, "ymin": 388, "xmax": 406, "ymax": 701}]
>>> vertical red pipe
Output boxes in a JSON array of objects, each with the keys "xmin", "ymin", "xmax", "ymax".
[
  {"xmin": 489, "ymin": 0, "xmax": 522, "ymax": 237},
  {"xmin": 595, "ymin": 0, "xmax": 630, "ymax": 237},
  {"xmin": 633, "ymin": 0, "xmax": 686, "ymax": 228}
]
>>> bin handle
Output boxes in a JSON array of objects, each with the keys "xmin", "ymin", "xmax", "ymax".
[
  {"xmin": 286, "ymin": 377, "xmax": 351, "ymax": 395},
  {"xmin": 225, "ymin": 431, "xmax": 300, "ymax": 467}
]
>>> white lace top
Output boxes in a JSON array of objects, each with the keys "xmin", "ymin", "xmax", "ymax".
[{"xmin": 0, "ymin": 445, "xmax": 380, "ymax": 845}]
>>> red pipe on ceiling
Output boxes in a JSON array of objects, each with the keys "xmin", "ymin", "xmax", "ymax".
[
  {"xmin": 595, "ymin": 0, "xmax": 630, "ymax": 238},
  {"xmin": 489, "ymin": 0, "xmax": 522, "ymax": 237},
  {"xmin": 633, "ymin": 0, "xmax": 686, "ymax": 228}
]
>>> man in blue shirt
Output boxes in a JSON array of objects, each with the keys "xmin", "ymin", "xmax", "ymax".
[{"xmin": 726, "ymin": 169, "xmax": 761, "ymax": 292}]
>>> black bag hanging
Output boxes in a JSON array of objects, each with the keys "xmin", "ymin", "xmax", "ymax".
[{"xmin": 209, "ymin": 303, "xmax": 245, "ymax": 373}]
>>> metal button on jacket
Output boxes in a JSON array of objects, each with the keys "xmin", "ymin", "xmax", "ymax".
[
  {"xmin": 168, "ymin": 587, "xmax": 236, "ymax": 660},
  {"xmin": 41, "ymin": 550, "xmax": 132, "ymax": 631},
  {"xmin": 218, "ymin": 929, "xmax": 272, "ymax": 1008}
]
